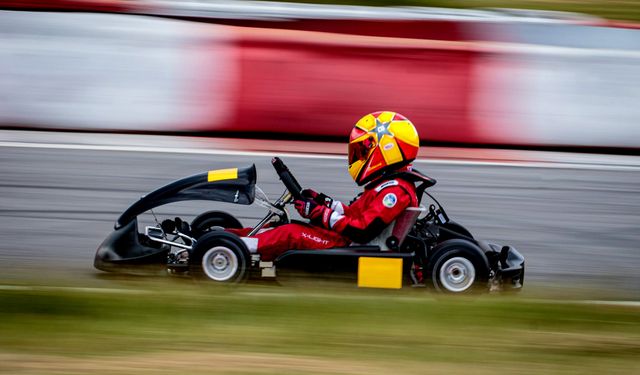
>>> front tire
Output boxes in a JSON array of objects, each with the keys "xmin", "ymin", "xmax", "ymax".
[
  {"xmin": 190, "ymin": 232, "xmax": 249, "ymax": 283},
  {"xmin": 427, "ymin": 239, "xmax": 489, "ymax": 294}
]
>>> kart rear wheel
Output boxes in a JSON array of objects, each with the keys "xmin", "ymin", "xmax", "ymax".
[
  {"xmin": 192, "ymin": 211, "xmax": 242, "ymax": 237},
  {"xmin": 427, "ymin": 239, "xmax": 489, "ymax": 294},
  {"xmin": 190, "ymin": 232, "xmax": 249, "ymax": 283}
]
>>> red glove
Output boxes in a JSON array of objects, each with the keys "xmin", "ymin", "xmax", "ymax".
[
  {"xmin": 294, "ymin": 197, "xmax": 331, "ymax": 227},
  {"xmin": 301, "ymin": 189, "xmax": 333, "ymax": 208}
]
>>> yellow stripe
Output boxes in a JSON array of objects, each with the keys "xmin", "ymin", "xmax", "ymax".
[
  {"xmin": 379, "ymin": 137, "xmax": 403, "ymax": 165},
  {"xmin": 356, "ymin": 113, "xmax": 377, "ymax": 131},
  {"xmin": 376, "ymin": 111, "xmax": 395, "ymax": 123},
  {"xmin": 389, "ymin": 120, "xmax": 420, "ymax": 147},
  {"xmin": 207, "ymin": 168, "xmax": 238, "ymax": 182}
]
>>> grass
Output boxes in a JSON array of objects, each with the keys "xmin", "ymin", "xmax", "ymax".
[
  {"xmin": 270, "ymin": 0, "xmax": 640, "ymax": 23},
  {"xmin": 1, "ymin": 282, "xmax": 639, "ymax": 374}
]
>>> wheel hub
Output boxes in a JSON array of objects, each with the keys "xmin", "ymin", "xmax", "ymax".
[
  {"xmin": 212, "ymin": 254, "xmax": 228, "ymax": 270},
  {"xmin": 439, "ymin": 257, "xmax": 476, "ymax": 292},
  {"xmin": 202, "ymin": 246, "xmax": 238, "ymax": 281}
]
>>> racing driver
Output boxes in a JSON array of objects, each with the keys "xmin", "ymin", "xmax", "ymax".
[{"xmin": 234, "ymin": 111, "xmax": 420, "ymax": 261}]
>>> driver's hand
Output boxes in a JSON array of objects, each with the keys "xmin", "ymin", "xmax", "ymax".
[
  {"xmin": 294, "ymin": 197, "xmax": 318, "ymax": 218},
  {"xmin": 302, "ymin": 189, "xmax": 333, "ymax": 208},
  {"xmin": 301, "ymin": 188, "xmax": 320, "ymax": 202},
  {"xmin": 294, "ymin": 197, "xmax": 328, "ymax": 224}
]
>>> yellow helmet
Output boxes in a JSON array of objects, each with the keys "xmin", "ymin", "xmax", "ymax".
[{"xmin": 348, "ymin": 111, "xmax": 420, "ymax": 186}]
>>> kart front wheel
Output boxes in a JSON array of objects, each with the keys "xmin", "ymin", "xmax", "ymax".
[
  {"xmin": 190, "ymin": 232, "xmax": 249, "ymax": 283},
  {"xmin": 427, "ymin": 239, "xmax": 489, "ymax": 294}
]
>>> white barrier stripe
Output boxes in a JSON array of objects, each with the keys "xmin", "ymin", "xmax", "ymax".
[
  {"xmin": 0, "ymin": 285, "xmax": 148, "ymax": 294},
  {"xmin": 1, "ymin": 141, "xmax": 639, "ymax": 171},
  {"xmin": 578, "ymin": 300, "xmax": 640, "ymax": 307},
  {"xmin": 237, "ymin": 292, "xmax": 640, "ymax": 307},
  {"xmin": 420, "ymin": 159, "xmax": 640, "ymax": 171},
  {"xmin": 0, "ymin": 141, "xmax": 343, "ymax": 159},
  {"xmin": 1, "ymin": 284, "xmax": 638, "ymax": 307}
]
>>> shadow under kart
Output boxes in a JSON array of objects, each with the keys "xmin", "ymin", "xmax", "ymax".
[{"xmin": 95, "ymin": 157, "xmax": 524, "ymax": 293}]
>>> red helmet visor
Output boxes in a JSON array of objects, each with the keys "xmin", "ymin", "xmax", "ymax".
[{"xmin": 348, "ymin": 136, "xmax": 374, "ymax": 165}]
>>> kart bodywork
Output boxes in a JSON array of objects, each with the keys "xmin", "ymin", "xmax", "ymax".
[
  {"xmin": 95, "ymin": 165, "xmax": 256, "ymax": 275},
  {"xmin": 95, "ymin": 158, "xmax": 524, "ymax": 293}
]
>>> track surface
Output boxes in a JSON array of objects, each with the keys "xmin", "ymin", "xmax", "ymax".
[{"xmin": 1, "ymin": 131, "xmax": 639, "ymax": 295}]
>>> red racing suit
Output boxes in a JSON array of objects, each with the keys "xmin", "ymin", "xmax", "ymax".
[{"xmin": 233, "ymin": 176, "xmax": 418, "ymax": 261}]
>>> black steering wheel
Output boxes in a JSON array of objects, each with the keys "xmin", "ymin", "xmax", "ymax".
[{"xmin": 271, "ymin": 157, "xmax": 304, "ymax": 200}]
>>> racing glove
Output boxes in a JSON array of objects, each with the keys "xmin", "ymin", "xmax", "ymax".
[
  {"xmin": 294, "ymin": 197, "xmax": 332, "ymax": 228},
  {"xmin": 301, "ymin": 189, "xmax": 333, "ymax": 208}
]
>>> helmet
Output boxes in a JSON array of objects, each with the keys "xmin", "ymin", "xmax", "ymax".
[{"xmin": 348, "ymin": 111, "xmax": 419, "ymax": 186}]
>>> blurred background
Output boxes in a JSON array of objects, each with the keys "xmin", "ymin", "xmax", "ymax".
[
  {"xmin": 1, "ymin": 1, "xmax": 639, "ymax": 374},
  {"xmin": 2, "ymin": 0, "xmax": 640, "ymax": 148}
]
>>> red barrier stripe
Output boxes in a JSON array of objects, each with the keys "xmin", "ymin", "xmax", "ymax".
[
  {"xmin": 223, "ymin": 27, "xmax": 481, "ymax": 144},
  {"xmin": 211, "ymin": 19, "xmax": 469, "ymax": 41}
]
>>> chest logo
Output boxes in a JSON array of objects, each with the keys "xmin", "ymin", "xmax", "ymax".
[{"xmin": 382, "ymin": 193, "xmax": 397, "ymax": 208}]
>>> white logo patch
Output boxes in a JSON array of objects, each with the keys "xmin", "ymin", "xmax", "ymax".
[{"xmin": 382, "ymin": 193, "xmax": 397, "ymax": 208}]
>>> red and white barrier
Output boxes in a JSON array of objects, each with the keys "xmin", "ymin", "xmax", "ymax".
[
  {"xmin": 198, "ymin": 24, "xmax": 640, "ymax": 149},
  {"xmin": 1, "ymin": 8, "xmax": 639, "ymax": 149}
]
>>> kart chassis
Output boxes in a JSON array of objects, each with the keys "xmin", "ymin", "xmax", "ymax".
[{"xmin": 95, "ymin": 158, "xmax": 524, "ymax": 293}]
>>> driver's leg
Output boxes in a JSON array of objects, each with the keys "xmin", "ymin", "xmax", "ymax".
[{"xmin": 250, "ymin": 223, "xmax": 349, "ymax": 261}]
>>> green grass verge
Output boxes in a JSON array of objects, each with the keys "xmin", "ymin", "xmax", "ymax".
[
  {"xmin": 1, "ymin": 283, "xmax": 639, "ymax": 374},
  {"xmin": 270, "ymin": 0, "xmax": 640, "ymax": 23}
]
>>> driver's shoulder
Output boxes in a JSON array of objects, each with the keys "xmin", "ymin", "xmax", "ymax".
[
  {"xmin": 371, "ymin": 177, "xmax": 415, "ymax": 191},
  {"xmin": 368, "ymin": 178, "xmax": 416, "ymax": 201}
]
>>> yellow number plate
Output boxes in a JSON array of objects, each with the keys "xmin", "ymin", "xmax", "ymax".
[{"xmin": 357, "ymin": 257, "xmax": 403, "ymax": 289}]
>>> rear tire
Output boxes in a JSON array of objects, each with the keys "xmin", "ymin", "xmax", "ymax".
[
  {"xmin": 190, "ymin": 232, "xmax": 249, "ymax": 283},
  {"xmin": 427, "ymin": 239, "xmax": 489, "ymax": 294}
]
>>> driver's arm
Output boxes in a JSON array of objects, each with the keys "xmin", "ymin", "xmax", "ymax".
[
  {"xmin": 328, "ymin": 199, "xmax": 351, "ymax": 217},
  {"xmin": 302, "ymin": 189, "xmax": 352, "ymax": 217},
  {"xmin": 328, "ymin": 185, "xmax": 413, "ymax": 244}
]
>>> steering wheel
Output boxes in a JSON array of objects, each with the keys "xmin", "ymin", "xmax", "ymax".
[{"xmin": 271, "ymin": 157, "xmax": 304, "ymax": 200}]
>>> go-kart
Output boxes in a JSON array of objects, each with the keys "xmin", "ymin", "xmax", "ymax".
[{"xmin": 95, "ymin": 157, "xmax": 524, "ymax": 293}]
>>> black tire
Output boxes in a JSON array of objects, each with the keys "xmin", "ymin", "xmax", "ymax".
[
  {"xmin": 191, "ymin": 211, "xmax": 242, "ymax": 237},
  {"xmin": 189, "ymin": 232, "xmax": 249, "ymax": 283},
  {"xmin": 426, "ymin": 239, "xmax": 489, "ymax": 294}
]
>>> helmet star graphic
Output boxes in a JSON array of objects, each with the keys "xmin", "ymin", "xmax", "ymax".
[{"xmin": 374, "ymin": 117, "xmax": 394, "ymax": 140}]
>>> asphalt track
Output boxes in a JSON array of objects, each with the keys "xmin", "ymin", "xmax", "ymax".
[{"xmin": 1, "ymin": 131, "xmax": 639, "ymax": 296}]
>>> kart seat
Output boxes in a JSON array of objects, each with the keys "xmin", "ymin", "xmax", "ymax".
[{"xmin": 353, "ymin": 206, "xmax": 426, "ymax": 251}]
